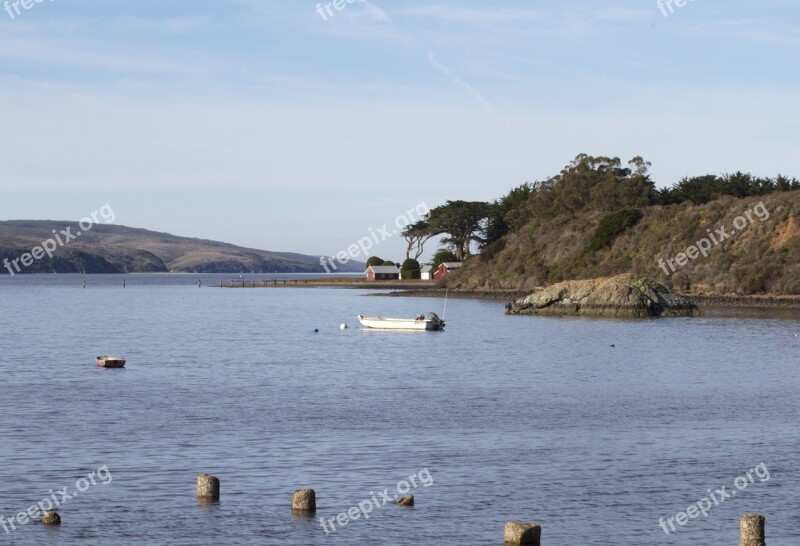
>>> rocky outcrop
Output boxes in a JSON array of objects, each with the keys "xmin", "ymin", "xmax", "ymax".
[{"xmin": 505, "ymin": 274, "xmax": 701, "ymax": 317}]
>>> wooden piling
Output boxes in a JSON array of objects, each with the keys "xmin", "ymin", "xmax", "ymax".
[
  {"xmin": 42, "ymin": 511, "xmax": 61, "ymax": 525},
  {"xmin": 197, "ymin": 474, "xmax": 220, "ymax": 500},
  {"xmin": 396, "ymin": 494, "xmax": 414, "ymax": 506},
  {"xmin": 504, "ymin": 521, "xmax": 541, "ymax": 545},
  {"xmin": 740, "ymin": 514, "xmax": 765, "ymax": 546},
  {"xmin": 292, "ymin": 489, "xmax": 316, "ymax": 512}
]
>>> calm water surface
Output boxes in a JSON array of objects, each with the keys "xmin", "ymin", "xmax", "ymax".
[{"xmin": 0, "ymin": 274, "xmax": 798, "ymax": 545}]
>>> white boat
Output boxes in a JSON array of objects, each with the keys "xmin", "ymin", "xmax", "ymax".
[{"xmin": 357, "ymin": 312, "xmax": 445, "ymax": 331}]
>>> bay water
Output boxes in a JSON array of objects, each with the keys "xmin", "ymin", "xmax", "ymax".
[{"xmin": 0, "ymin": 274, "xmax": 798, "ymax": 545}]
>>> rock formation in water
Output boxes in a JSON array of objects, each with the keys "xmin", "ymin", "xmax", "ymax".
[{"xmin": 505, "ymin": 274, "xmax": 701, "ymax": 317}]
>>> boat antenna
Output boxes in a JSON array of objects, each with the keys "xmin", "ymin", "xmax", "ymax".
[{"xmin": 442, "ymin": 288, "xmax": 448, "ymax": 320}]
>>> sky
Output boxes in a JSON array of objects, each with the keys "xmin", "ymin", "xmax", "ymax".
[{"xmin": 1, "ymin": 0, "xmax": 798, "ymax": 261}]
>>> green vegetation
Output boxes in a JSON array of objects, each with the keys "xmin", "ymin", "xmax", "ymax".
[
  {"xmin": 366, "ymin": 256, "xmax": 384, "ymax": 269},
  {"xmin": 484, "ymin": 183, "xmax": 536, "ymax": 247},
  {"xmin": 657, "ymin": 172, "xmax": 800, "ymax": 205},
  {"xmin": 402, "ymin": 220, "xmax": 434, "ymax": 261},
  {"xmin": 431, "ymin": 249, "xmax": 457, "ymax": 271},
  {"xmin": 586, "ymin": 209, "xmax": 643, "ymax": 252},
  {"xmin": 419, "ymin": 153, "xmax": 800, "ymax": 295},
  {"xmin": 401, "ymin": 201, "xmax": 489, "ymax": 261},
  {"xmin": 401, "ymin": 258, "xmax": 421, "ymax": 280}
]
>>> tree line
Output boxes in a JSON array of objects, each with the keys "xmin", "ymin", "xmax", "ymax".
[{"xmin": 397, "ymin": 154, "xmax": 800, "ymax": 263}]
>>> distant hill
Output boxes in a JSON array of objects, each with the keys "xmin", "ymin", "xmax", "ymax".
[{"xmin": 0, "ymin": 221, "xmax": 364, "ymax": 274}]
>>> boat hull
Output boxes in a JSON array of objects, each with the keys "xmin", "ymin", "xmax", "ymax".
[
  {"xmin": 357, "ymin": 316, "xmax": 444, "ymax": 331},
  {"xmin": 97, "ymin": 357, "xmax": 126, "ymax": 368}
]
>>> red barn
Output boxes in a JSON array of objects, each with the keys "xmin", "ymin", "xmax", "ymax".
[{"xmin": 433, "ymin": 262, "xmax": 462, "ymax": 281}]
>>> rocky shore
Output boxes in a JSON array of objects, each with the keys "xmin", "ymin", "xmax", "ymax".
[
  {"xmin": 378, "ymin": 287, "xmax": 800, "ymax": 308},
  {"xmin": 504, "ymin": 274, "xmax": 701, "ymax": 317}
]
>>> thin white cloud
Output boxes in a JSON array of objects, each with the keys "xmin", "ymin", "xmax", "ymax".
[
  {"xmin": 452, "ymin": 77, "xmax": 491, "ymax": 111},
  {"xmin": 427, "ymin": 50, "xmax": 492, "ymax": 111},
  {"xmin": 427, "ymin": 50, "xmax": 450, "ymax": 77}
]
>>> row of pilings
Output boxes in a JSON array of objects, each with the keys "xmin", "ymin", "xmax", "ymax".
[
  {"xmin": 193, "ymin": 474, "xmax": 768, "ymax": 545},
  {"xmin": 31, "ymin": 474, "xmax": 768, "ymax": 544}
]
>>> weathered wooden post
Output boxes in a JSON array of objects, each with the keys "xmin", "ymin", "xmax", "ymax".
[
  {"xmin": 739, "ymin": 514, "xmax": 765, "ymax": 546},
  {"xmin": 504, "ymin": 521, "xmax": 541, "ymax": 545},
  {"xmin": 42, "ymin": 511, "xmax": 61, "ymax": 525},
  {"xmin": 396, "ymin": 494, "xmax": 414, "ymax": 506},
  {"xmin": 197, "ymin": 474, "xmax": 220, "ymax": 500},
  {"xmin": 292, "ymin": 488, "xmax": 316, "ymax": 513}
]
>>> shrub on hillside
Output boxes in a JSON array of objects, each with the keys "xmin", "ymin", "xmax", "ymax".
[
  {"xmin": 479, "ymin": 239, "xmax": 506, "ymax": 263},
  {"xmin": 586, "ymin": 209, "xmax": 644, "ymax": 252}
]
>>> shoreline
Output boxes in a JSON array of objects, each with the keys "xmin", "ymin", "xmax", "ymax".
[
  {"xmin": 374, "ymin": 287, "xmax": 800, "ymax": 309},
  {"xmin": 193, "ymin": 276, "xmax": 800, "ymax": 309},
  {"xmin": 217, "ymin": 278, "xmax": 438, "ymax": 290}
]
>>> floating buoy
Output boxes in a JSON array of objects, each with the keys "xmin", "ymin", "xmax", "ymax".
[{"xmin": 340, "ymin": 323, "xmax": 348, "ymax": 330}]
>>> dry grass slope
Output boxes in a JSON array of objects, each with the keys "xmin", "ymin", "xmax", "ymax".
[{"xmin": 453, "ymin": 191, "xmax": 800, "ymax": 295}]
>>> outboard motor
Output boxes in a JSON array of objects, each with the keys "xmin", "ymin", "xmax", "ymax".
[{"xmin": 427, "ymin": 312, "xmax": 445, "ymax": 330}]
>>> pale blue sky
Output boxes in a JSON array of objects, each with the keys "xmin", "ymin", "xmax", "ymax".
[{"xmin": 1, "ymin": 0, "xmax": 798, "ymax": 260}]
